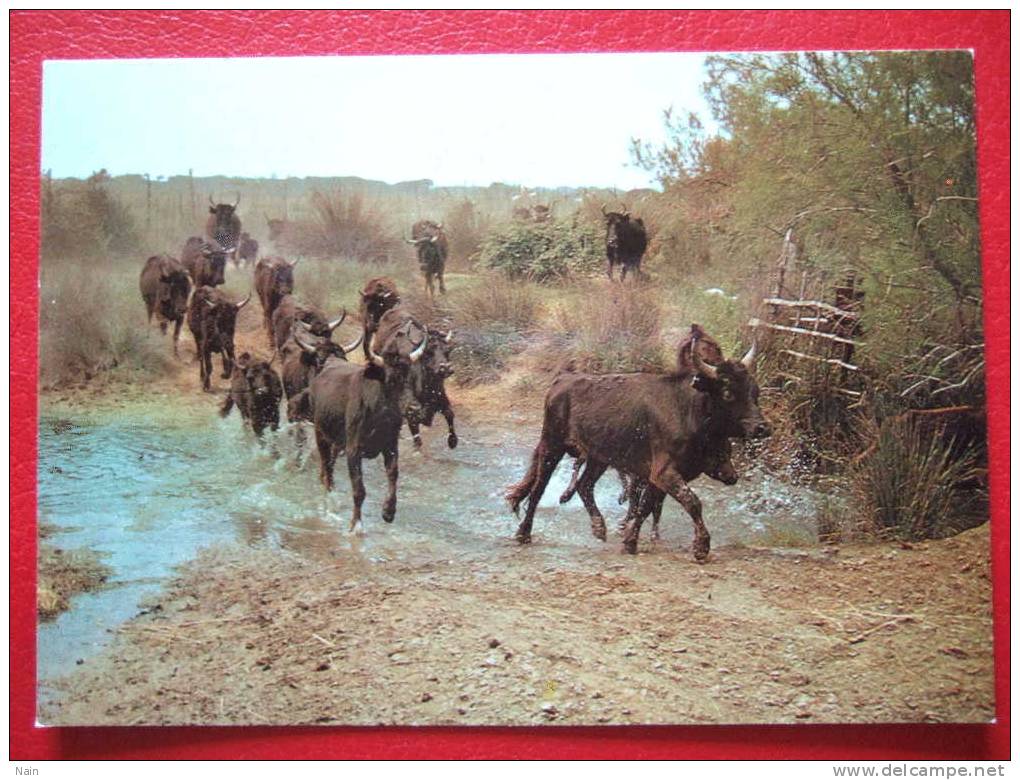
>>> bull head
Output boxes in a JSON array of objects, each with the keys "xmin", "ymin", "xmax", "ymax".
[{"xmin": 367, "ymin": 329, "xmax": 427, "ymax": 368}]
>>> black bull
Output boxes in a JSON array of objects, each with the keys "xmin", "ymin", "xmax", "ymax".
[
  {"xmin": 506, "ymin": 341, "xmax": 770, "ymax": 562},
  {"xmin": 187, "ymin": 286, "xmax": 251, "ymax": 391}
]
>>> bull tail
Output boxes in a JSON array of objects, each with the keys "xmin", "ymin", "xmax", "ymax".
[
  {"xmin": 219, "ymin": 394, "xmax": 234, "ymax": 418},
  {"xmin": 506, "ymin": 446, "xmax": 543, "ymax": 517}
]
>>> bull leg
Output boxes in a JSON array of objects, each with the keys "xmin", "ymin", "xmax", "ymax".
[
  {"xmin": 347, "ymin": 455, "xmax": 366, "ymax": 532},
  {"xmin": 407, "ymin": 417, "xmax": 423, "ymax": 450},
  {"xmin": 575, "ymin": 459, "xmax": 609, "ymax": 541},
  {"xmin": 442, "ymin": 405, "xmax": 457, "ymax": 449},
  {"xmin": 221, "ymin": 344, "xmax": 234, "ymax": 379},
  {"xmin": 620, "ymin": 264, "xmax": 629, "ymax": 282},
  {"xmin": 606, "ymin": 259, "xmax": 615, "ymax": 281},
  {"xmin": 316, "ymin": 430, "xmax": 336, "ymax": 491},
  {"xmin": 381, "ymin": 447, "xmax": 398, "ymax": 523},
  {"xmin": 172, "ymin": 318, "xmax": 183, "ymax": 359},
  {"xmin": 438, "ymin": 267, "xmax": 447, "ymax": 295},
  {"xmin": 646, "ymin": 458, "xmax": 710, "ymax": 562},
  {"xmin": 620, "ymin": 482, "xmax": 665, "ymax": 554},
  {"xmin": 515, "ymin": 443, "xmax": 565, "ymax": 544},
  {"xmin": 201, "ymin": 349, "xmax": 213, "ymax": 391},
  {"xmin": 617, "ymin": 469, "xmax": 630, "ymax": 505},
  {"xmin": 424, "ymin": 273, "xmax": 434, "ymax": 299},
  {"xmin": 650, "ymin": 491, "xmax": 665, "ymax": 541},
  {"xmin": 559, "ymin": 457, "xmax": 584, "ymax": 504}
]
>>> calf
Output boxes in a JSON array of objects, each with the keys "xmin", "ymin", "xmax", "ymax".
[
  {"xmin": 181, "ymin": 239, "xmax": 228, "ymax": 288},
  {"xmin": 406, "ymin": 327, "xmax": 458, "ymax": 450},
  {"xmin": 238, "ymin": 232, "xmax": 259, "ymax": 268},
  {"xmin": 602, "ymin": 204, "xmax": 648, "ymax": 282},
  {"xmin": 220, "ymin": 352, "xmax": 283, "ymax": 437}
]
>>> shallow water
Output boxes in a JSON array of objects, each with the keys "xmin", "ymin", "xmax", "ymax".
[{"xmin": 37, "ymin": 406, "xmax": 826, "ymax": 684}]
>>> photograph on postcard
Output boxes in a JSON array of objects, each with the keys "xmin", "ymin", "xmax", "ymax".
[{"xmin": 36, "ymin": 50, "xmax": 991, "ymax": 726}]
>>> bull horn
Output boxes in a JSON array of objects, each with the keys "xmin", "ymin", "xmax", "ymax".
[
  {"xmin": 367, "ymin": 334, "xmax": 386, "ymax": 368},
  {"xmin": 327, "ymin": 309, "xmax": 347, "ymax": 333},
  {"xmin": 740, "ymin": 340, "xmax": 758, "ymax": 369},
  {"xmin": 430, "ymin": 235, "xmax": 439, "ymax": 243},
  {"xmin": 691, "ymin": 339, "xmax": 719, "ymax": 381},
  {"xmin": 601, "ymin": 203, "xmax": 608, "ymax": 216},
  {"xmin": 204, "ymin": 298, "xmax": 218, "ymax": 309},
  {"xmin": 409, "ymin": 332, "xmax": 428, "ymax": 364},
  {"xmin": 287, "ymin": 257, "xmax": 300, "ymax": 268},
  {"xmin": 435, "ymin": 223, "xmax": 443, "ymax": 230},
  {"xmin": 233, "ymin": 193, "xmax": 241, "ymax": 208},
  {"xmin": 235, "ymin": 291, "xmax": 252, "ymax": 310},
  {"xmin": 209, "ymin": 195, "xmax": 216, "ymax": 207},
  {"xmin": 444, "ymin": 329, "xmax": 454, "ymax": 344},
  {"xmin": 341, "ymin": 332, "xmax": 364, "ymax": 354},
  {"xmin": 293, "ymin": 324, "xmax": 319, "ymax": 354}
]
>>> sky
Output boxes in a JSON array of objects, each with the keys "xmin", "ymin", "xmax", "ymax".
[{"xmin": 41, "ymin": 52, "xmax": 711, "ymax": 190}]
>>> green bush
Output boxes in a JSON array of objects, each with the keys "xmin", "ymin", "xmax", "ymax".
[{"xmin": 477, "ymin": 220, "xmax": 603, "ymax": 282}]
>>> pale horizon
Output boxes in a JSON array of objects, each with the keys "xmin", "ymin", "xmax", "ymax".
[{"xmin": 42, "ymin": 52, "xmax": 712, "ymax": 191}]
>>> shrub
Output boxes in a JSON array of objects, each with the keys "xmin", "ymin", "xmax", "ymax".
[
  {"xmin": 477, "ymin": 219, "xmax": 603, "ymax": 282},
  {"xmin": 42, "ymin": 170, "xmax": 139, "ymax": 260},
  {"xmin": 39, "ymin": 261, "xmax": 173, "ymax": 387},
  {"xmin": 308, "ymin": 189, "xmax": 402, "ymax": 263},
  {"xmin": 443, "ymin": 275, "xmax": 540, "ymax": 385},
  {"xmin": 543, "ymin": 283, "xmax": 667, "ymax": 374},
  {"xmin": 442, "ymin": 198, "xmax": 491, "ymax": 269},
  {"xmin": 849, "ymin": 416, "xmax": 981, "ymax": 541}
]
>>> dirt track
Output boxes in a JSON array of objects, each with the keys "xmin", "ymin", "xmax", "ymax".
[{"xmin": 38, "ymin": 285, "xmax": 995, "ymax": 726}]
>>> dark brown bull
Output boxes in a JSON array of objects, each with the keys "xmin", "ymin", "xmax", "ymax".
[
  {"xmin": 238, "ymin": 232, "xmax": 259, "ymax": 269},
  {"xmin": 181, "ymin": 238, "xmax": 228, "ymax": 288},
  {"xmin": 187, "ymin": 285, "xmax": 251, "ymax": 391},
  {"xmin": 558, "ymin": 325, "xmax": 731, "ymax": 536},
  {"xmin": 205, "ymin": 195, "xmax": 241, "ymax": 265},
  {"xmin": 270, "ymin": 295, "xmax": 347, "ymax": 353},
  {"xmin": 359, "ymin": 277, "xmax": 401, "ymax": 362},
  {"xmin": 602, "ymin": 204, "xmax": 648, "ymax": 282},
  {"xmin": 407, "ymin": 220, "xmax": 448, "ymax": 297},
  {"xmin": 254, "ymin": 256, "xmax": 299, "ymax": 345},
  {"xmin": 307, "ymin": 307, "xmax": 429, "ymax": 530},
  {"xmin": 139, "ymin": 254, "xmax": 191, "ymax": 357},
  {"xmin": 219, "ymin": 352, "xmax": 283, "ymax": 438},
  {"xmin": 405, "ymin": 327, "xmax": 457, "ymax": 450},
  {"xmin": 506, "ymin": 329, "xmax": 769, "ymax": 561}
]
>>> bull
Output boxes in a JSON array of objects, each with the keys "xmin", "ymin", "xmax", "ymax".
[
  {"xmin": 181, "ymin": 238, "xmax": 228, "ymax": 288},
  {"xmin": 219, "ymin": 352, "xmax": 283, "ymax": 438},
  {"xmin": 254, "ymin": 256, "xmax": 299, "ymax": 344},
  {"xmin": 306, "ymin": 306, "xmax": 429, "ymax": 530},
  {"xmin": 407, "ymin": 220, "xmax": 448, "ymax": 297},
  {"xmin": 602, "ymin": 204, "xmax": 648, "ymax": 282},
  {"xmin": 187, "ymin": 285, "xmax": 251, "ymax": 391},
  {"xmin": 405, "ymin": 327, "xmax": 458, "ymax": 450},
  {"xmin": 206, "ymin": 195, "xmax": 241, "ymax": 265},
  {"xmin": 506, "ymin": 329, "xmax": 769, "ymax": 561},
  {"xmin": 238, "ymin": 232, "xmax": 259, "ymax": 269},
  {"xmin": 139, "ymin": 254, "xmax": 191, "ymax": 357}
]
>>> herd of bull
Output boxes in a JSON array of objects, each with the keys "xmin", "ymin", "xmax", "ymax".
[{"xmin": 138, "ymin": 198, "xmax": 771, "ymax": 561}]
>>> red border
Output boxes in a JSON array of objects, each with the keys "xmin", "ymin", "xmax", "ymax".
[{"xmin": 10, "ymin": 10, "xmax": 1009, "ymax": 760}]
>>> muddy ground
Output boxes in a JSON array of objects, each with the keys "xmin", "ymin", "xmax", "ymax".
[
  {"xmin": 40, "ymin": 523, "xmax": 993, "ymax": 726},
  {"xmin": 37, "ymin": 285, "xmax": 995, "ymax": 726},
  {"xmin": 37, "ymin": 523, "xmax": 112, "ymax": 622}
]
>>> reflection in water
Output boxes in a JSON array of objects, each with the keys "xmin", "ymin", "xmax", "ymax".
[{"xmin": 37, "ymin": 409, "xmax": 825, "ymax": 681}]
